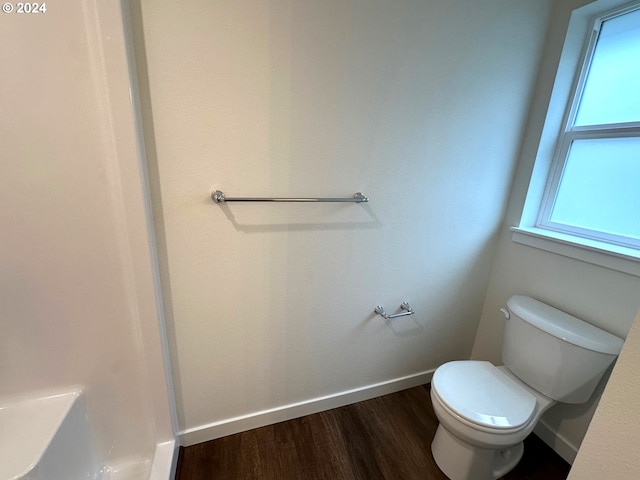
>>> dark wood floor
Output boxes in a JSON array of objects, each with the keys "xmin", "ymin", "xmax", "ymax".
[{"xmin": 175, "ymin": 384, "xmax": 570, "ymax": 480}]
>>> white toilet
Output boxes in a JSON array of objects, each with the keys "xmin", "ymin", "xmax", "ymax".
[{"xmin": 430, "ymin": 295, "xmax": 624, "ymax": 480}]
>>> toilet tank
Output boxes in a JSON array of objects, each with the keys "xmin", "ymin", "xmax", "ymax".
[{"xmin": 502, "ymin": 295, "xmax": 624, "ymax": 404}]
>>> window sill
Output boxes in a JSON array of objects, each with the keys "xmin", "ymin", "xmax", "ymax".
[{"xmin": 510, "ymin": 226, "xmax": 640, "ymax": 277}]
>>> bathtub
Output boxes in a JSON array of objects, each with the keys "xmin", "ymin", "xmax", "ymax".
[{"xmin": 0, "ymin": 390, "xmax": 175, "ymax": 480}]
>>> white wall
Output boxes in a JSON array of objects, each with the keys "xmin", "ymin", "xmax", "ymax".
[
  {"xmin": 133, "ymin": 0, "xmax": 552, "ymax": 442},
  {"xmin": 567, "ymin": 308, "xmax": 640, "ymax": 479},
  {"xmin": 0, "ymin": 0, "xmax": 174, "ymax": 469},
  {"xmin": 471, "ymin": 0, "xmax": 640, "ymax": 463}
]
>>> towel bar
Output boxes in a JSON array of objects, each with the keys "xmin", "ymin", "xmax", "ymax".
[{"xmin": 211, "ymin": 190, "xmax": 368, "ymax": 204}]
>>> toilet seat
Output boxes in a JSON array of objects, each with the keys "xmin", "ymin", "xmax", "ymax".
[{"xmin": 432, "ymin": 361, "xmax": 536, "ymax": 433}]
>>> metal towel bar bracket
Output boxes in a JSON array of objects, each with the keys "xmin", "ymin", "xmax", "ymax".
[
  {"xmin": 374, "ymin": 302, "xmax": 415, "ymax": 319},
  {"xmin": 211, "ymin": 190, "xmax": 368, "ymax": 204}
]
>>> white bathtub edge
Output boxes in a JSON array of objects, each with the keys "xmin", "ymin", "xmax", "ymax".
[
  {"xmin": 149, "ymin": 439, "xmax": 179, "ymax": 480},
  {"xmin": 0, "ymin": 388, "xmax": 89, "ymax": 480}
]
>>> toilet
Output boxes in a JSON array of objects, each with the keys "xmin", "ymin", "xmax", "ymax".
[{"xmin": 430, "ymin": 295, "xmax": 624, "ymax": 480}]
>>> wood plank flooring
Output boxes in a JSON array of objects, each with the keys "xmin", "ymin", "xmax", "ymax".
[{"xmin": 175, "ymin": 384, "xmax": 570, "ymax": 480}]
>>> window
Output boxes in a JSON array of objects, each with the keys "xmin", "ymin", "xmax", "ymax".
[
  {"xmin": 539, "ymin": 5, "xmax": 640, "ymax": 249},
  {"xmin": 513, "ymin": 0, "xmax": 640, "ymax": 276}
]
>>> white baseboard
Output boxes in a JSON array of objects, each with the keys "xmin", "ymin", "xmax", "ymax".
[
  {"xmin": 533, "ymin": 419, "xmax": 578, "ymax": 464},
  {"xmin": 179, "ymin": 370, "xmax": 434, "ymax": 447}
]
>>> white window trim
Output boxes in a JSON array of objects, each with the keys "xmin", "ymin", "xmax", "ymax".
[
  {"xmin": 513, "ymin": 0, "xmax": 640, "ymax": 278},
  {"xmin": 511, "ymin": 226, "xmax": 640, "ymax": 276}
]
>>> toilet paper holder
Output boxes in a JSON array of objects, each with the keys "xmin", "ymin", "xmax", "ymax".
[{"xmin": 374, "ymin": 302, "xmax": 415, "ymax": 319}]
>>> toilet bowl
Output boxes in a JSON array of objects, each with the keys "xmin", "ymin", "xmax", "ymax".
[
  {"xmin": 429, "ymin": 295, "xmax": 624, "ymax": 480},
  {"xmin": 430, "ymin": 361, "xmax": 554, "ymax": 480},
  {"xmin": 432, "ymin": 362, "xmax": 554, "ymax": 448}
]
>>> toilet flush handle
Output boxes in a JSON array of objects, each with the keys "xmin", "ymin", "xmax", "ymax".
[{"xmin": 500, "ymin": 307, "xmax": 510, "ymax": 319}]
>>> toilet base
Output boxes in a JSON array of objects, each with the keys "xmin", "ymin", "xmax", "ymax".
[{"xmin": 431, "ymin": 425, "xmax": 524, "ymax": 480}]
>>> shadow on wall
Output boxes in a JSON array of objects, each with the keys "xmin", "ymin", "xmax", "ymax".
[{"xmin": 538, "ymin": 364, "xmax": 614, "ymax": 454}]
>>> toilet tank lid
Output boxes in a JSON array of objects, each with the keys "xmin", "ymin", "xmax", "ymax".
[{"xmin": 507, "ymin": 296, "xmax": 624, "ymax": 355}]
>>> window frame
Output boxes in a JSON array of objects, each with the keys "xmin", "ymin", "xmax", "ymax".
[
  {"xmin": 512, "ymin": 0, "xmax": 640, "ymax": 278},
  {"xmin": 535, "ymin": 2, "xmax": 640, "ymax": 250}
]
